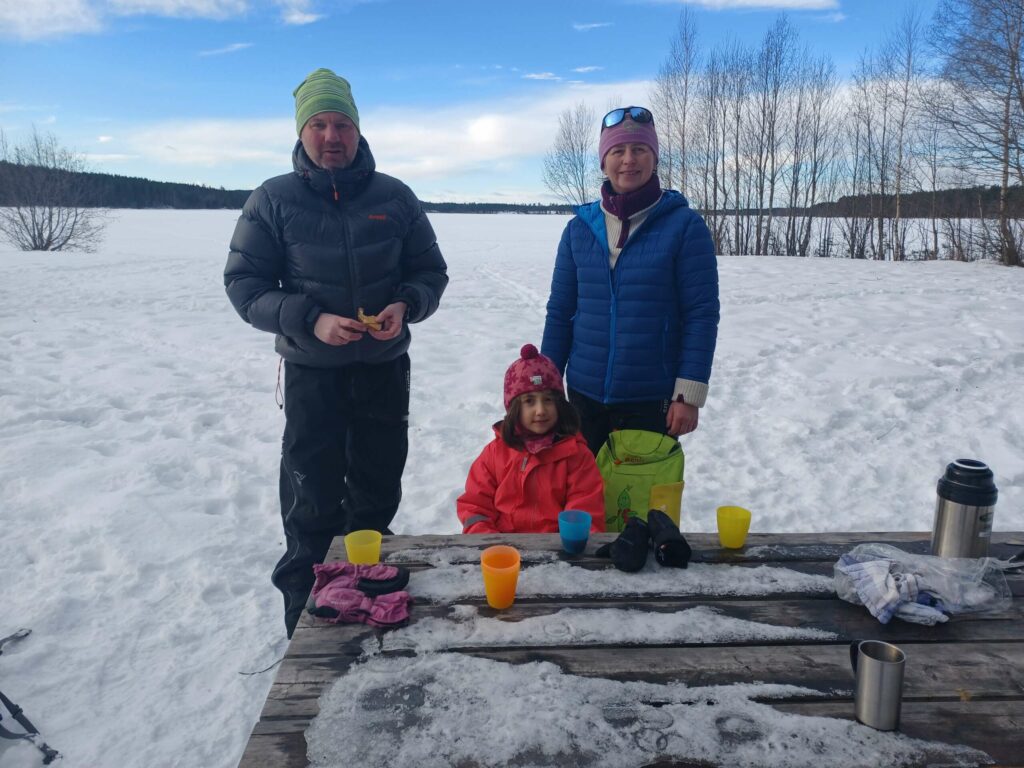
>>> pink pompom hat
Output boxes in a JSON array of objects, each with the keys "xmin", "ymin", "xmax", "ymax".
[{"xmin": 503, "ymin": 344, "xmax": 564, "ymax": 409}]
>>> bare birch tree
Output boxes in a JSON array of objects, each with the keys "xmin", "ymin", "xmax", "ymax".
[
  {"xmin": 748, "ymin": 15, "xmax": 796, "ymax": 254},
  {"xmin": 933, "ymin": 0, "xmax": 1024, "ymax": 266},
  {"xmin": 652, "ymin": 9, "xmax": 701, "ymax": 198},
  {"xmin": 883, "ymin": 8, "xmax": 927, "ymax": 261},
  {"xmin": 542, "ymin": 102, "xmax": 599, "ymax": 206},
  {"xmin": 0, "ymin": 128, "xmax": 106, "ymax": 252}
]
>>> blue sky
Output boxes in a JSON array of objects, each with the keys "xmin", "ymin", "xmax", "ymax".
[{"xmin": 1, "ymin": 0, "xmax": 937, "ymax": 203}]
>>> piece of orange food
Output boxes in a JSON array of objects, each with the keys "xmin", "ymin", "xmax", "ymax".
[{"xmin": 357, "ymin": 307, "xmax": 382, "ymax": 331}]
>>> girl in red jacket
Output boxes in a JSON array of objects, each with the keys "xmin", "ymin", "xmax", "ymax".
[{"xmin": 457, "ymin": 344, "xmax": 605, "ymax": 534}]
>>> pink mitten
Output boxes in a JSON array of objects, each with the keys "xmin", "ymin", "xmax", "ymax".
[
  {"xmin": 310, "ymin": 584, "xmax": 412, "ymax": 627},
  {"xmin": 311, "ymin": 562, "xmax": 410, "ymax": 599},
  {"xmin": 366, "ymin": 591, "xmax": 412, "ymax": 627}
]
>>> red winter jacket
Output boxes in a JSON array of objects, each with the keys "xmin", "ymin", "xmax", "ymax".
[{"xmin": 457, "ymin": 428, "xmax": 605, "ymax": 534}]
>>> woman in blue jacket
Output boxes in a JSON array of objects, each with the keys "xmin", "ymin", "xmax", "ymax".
[{"xmin": 541, "ymin": 106, "xmax": 720, "ymax": 454}]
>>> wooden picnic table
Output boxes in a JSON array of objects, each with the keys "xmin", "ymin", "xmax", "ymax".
[{"xmin": 238, "ymin": 531, "xmax": 1024, "ymax": 768}]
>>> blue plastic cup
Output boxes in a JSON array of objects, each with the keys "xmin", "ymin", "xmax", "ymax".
[{"xmin": 558, "ymin": 510, "xmax": 592, "ymax": 555}]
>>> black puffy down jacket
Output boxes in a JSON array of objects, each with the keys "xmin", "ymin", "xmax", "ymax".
[{"xmin": 225, "ymin": 137, "xmax": 448, "ymax": 367}]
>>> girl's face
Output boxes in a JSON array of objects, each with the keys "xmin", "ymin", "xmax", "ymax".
[{"xmin": 518, "ymin": 391, "xmax": 558, "ymax": 436}]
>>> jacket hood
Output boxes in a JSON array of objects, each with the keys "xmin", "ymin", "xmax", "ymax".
[{"xmin": 292, "ymin": 135, "xmax": 376, "ymax": 200}]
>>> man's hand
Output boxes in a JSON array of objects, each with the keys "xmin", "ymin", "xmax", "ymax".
[
  {"xmin": 367, "ymin": 301, "xmax": 408, "ymax": 341},
  {"xmin": 666, "ymin": 401, "xmax": 699, "ymax": 436},
  {"xmin": 313, "ymin": 312, "xmax": 367, "ymax": 345}
]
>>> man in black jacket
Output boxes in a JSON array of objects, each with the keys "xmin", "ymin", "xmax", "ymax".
[{"xmin": 224, "ymin": 68, "xmax": 448, "ymax": 637}]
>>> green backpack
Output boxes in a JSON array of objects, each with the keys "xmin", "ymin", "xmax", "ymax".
[{"xmin": 595, "ymin": 429, "xmax": 685, "ymax": 532}]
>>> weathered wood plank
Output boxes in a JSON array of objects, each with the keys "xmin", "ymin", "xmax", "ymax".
[
  {"xmin": 242, "ymin": 703, "xmax": 1022, "ymax": 768},
  {"xmin": 285, "ymin": 597, "xmax": 1024, "ymax": 659},
  {"xmin": 237, "ymin": 730, "xmax": 307, "ymax": 766},
  {"xmin": 269, "ymin": 640, "xmax": 1024, "ymax": 701},
  {"xmin": 456, "ymin": 640, "xmax": 1024, "ymax": 698},
  {"xmin": 251, "ymin": 657, "xmax": 1024, "ymax": 763},
  {"xmin": 771, "ymin": 699, "xmax": 1024, "ymax": 766},
  {"xmin": 325, "ymin": 531, "xmax": 1024, "ymax": 563}
]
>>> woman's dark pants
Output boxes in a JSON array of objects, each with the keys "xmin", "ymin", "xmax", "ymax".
[
  {"xmin": 273, "ymin": 355, "xmax": 410, "ymax": 637},
  {"xmin": 568, "ymin": 388, "xmax": 669, "ymax": 456}
]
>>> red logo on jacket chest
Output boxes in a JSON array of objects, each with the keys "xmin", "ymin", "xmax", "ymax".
[{"xmin": 368, "ymin": 214, "xmax": 387, "ymax": 221}]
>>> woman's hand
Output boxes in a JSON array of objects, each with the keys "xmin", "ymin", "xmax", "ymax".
[{"xmin": 666, "ymin": 401, "xmax": 698, "ymax": 436}]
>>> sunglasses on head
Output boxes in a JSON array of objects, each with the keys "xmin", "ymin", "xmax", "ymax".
[{"xmin": 601, "ymin": 106, "xmax": 654, "ymax": 130}]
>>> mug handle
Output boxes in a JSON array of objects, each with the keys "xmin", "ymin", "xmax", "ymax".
[{"xmin": 849, "ymin": 640, "xmax": 860, "ymax": 673}]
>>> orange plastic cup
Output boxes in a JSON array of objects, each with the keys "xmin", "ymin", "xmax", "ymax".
[{"xmin": 480, "ymin": 545, "xmax": 521, "ymax": 609}]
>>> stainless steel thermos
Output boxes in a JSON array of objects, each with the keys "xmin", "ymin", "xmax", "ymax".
[{"xmin": 931, "ymin": 459, "xmax": 998, "ymax": 558}]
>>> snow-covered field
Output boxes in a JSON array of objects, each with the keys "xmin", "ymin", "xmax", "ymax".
[{"xmin": 1, "ymin": 210, "xmax": 1022, "ymax": 767}]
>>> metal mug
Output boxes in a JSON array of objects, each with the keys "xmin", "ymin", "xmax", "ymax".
[{"xmin": 850, "ymin": 640, "xmax": 906, "ymax": 731}]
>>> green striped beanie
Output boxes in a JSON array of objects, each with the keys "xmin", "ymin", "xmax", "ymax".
[{"xmin": 293, "ymin": 68, "xmax": 359, "ymax": 136}]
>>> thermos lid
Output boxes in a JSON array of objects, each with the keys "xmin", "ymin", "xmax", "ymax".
[{"xmin": 937, "ymin": 459, "xmax": 998, "ymax": 507}]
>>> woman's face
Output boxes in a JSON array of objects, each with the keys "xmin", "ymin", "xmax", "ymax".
[{"xmin": 604, "ymin": 142, "xmax": 655, "ymax": 194}]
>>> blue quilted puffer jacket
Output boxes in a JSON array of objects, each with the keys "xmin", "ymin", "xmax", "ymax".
[{"xmin": 541, "ymin": 190, "xmax": 719, "ymax": 404}]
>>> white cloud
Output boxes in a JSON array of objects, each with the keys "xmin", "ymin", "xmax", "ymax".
[
  {"xmin": 671, "ymin": 0, "xmax": 838, "ymax": 8},
  {"xmin": 107, "ymin": 0, "xmax": 247, "ymax": 17},
  {"xmin": 86, "ymin": 152, "xmax": 139, "ymax": 163},
  {"xmin": 813, "ymin": 11, "xmax": 846, "ymax": 22},
  {"xmin": 1, "ymin": 0, "xmax": 255, "ymax": 39},
  {"xmin": 523, "ymin": 73, "xmax": 561, "ymax": 81},
  {"xmin": 573, "ymin": 22, "xmax": 611, "ymax": 31},
  {"xmin": 275, "ymin": 0, "xmax": 321, "ymax": 24},
  {"xmin": 98, "ymin": 135, "xmax": 114, "ymax": 142},
  {"xmin": 126, "ymin": 118, "xmax": 294, "ymax": 167},
  {"xmin": 67, "ymin": 78, "xmax": 653, "ymax": 199},
  {"xmin": 0, "ymin": 0, "xmax": 101, "ymax": 40},
  {"xmin": 198, "ymin": 42, "xmax": 253, "ymax": 56},
  {"xmin": 362, "ymin": 80, "xmax": 652, "ymax": 182},
  {"xmin": 572, "ymin": 66, "xmax": 603, "ymax": 73}
]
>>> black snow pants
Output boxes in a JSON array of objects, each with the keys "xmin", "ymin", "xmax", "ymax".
[
  {"xmin": 568, "ymin": 388, "xmax": 671, "ymax": 456},
  {"xmin": 272, "ymin": 354, "xmax": 410, "ymax": 637}
]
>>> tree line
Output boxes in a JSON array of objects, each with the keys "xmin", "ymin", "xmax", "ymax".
[
  {"xmin": 0, "ymin": 161, "xmax": 576, "ymax": 214},
  {"xmin": 545, "ymin": 0, "xmax": 1023, "ymax": 266},
  {"xmin": 0, "ymin": 129, "xmax": 575, "ymax": 251},
  {"xmin": 0, "ymin": 160, "xmax": 251, "ymax": 210}
]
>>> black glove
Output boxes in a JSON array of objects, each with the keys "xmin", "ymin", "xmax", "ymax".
[
  {"xmin": 647, "ymin": 509, "xmax": 692, "ymax": 568},
  {"xmin": 595, "ymin": 517, "xmax": 650, "ymax": 572}
]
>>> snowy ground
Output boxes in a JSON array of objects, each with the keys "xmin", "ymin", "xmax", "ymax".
[{"xmin": 1, "ymin": 210, "xmax": 1022, "ymax": 767}]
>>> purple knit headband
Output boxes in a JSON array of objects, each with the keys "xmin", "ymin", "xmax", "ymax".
[{"xmin": 599, "ymin": 120, "xmax": 659, "ymax": 169}]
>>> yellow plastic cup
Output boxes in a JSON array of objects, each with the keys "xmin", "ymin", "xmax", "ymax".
[
  {"xmin": 480, "ymin": 545, "xmax": 521, "ymax": 610},
  {"xmin": 344, "ymin": 529, "xmax": 383, "ymax": 564},
  {"xmin": 716, "ymin": 506, "xmax": 752, "ymax": 549},
  {"xmin": 649, "ymin": 482, "xmax": 685, "ymax": 527}
]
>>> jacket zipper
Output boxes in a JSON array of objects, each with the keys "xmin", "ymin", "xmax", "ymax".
[
  {"xmin": 603, "ymin": 246, "xmax": 618, "ymax": 402},
  {"xmin": 331, "ymin": 179, "xmax": 361, "ymax": 322}
]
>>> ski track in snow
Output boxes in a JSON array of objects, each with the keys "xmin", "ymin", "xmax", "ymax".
[{"xmin": 0, "ymin": 210, "xmax": 1022, "ymax": 768}]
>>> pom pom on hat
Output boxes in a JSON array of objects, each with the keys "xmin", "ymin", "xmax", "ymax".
[{"xmin": 503, "ymin": 344, "xmax": 564, "ymax": 409}]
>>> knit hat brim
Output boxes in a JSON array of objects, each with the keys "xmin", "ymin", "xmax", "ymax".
[{"xmin": 599, "ymin": 119, "xmax": 659, "ymax": 169}]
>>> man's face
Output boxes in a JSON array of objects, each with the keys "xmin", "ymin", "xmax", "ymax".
[{"xmin": 300, "ymin": 112, "xmax": 359, "ymax": 170}]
